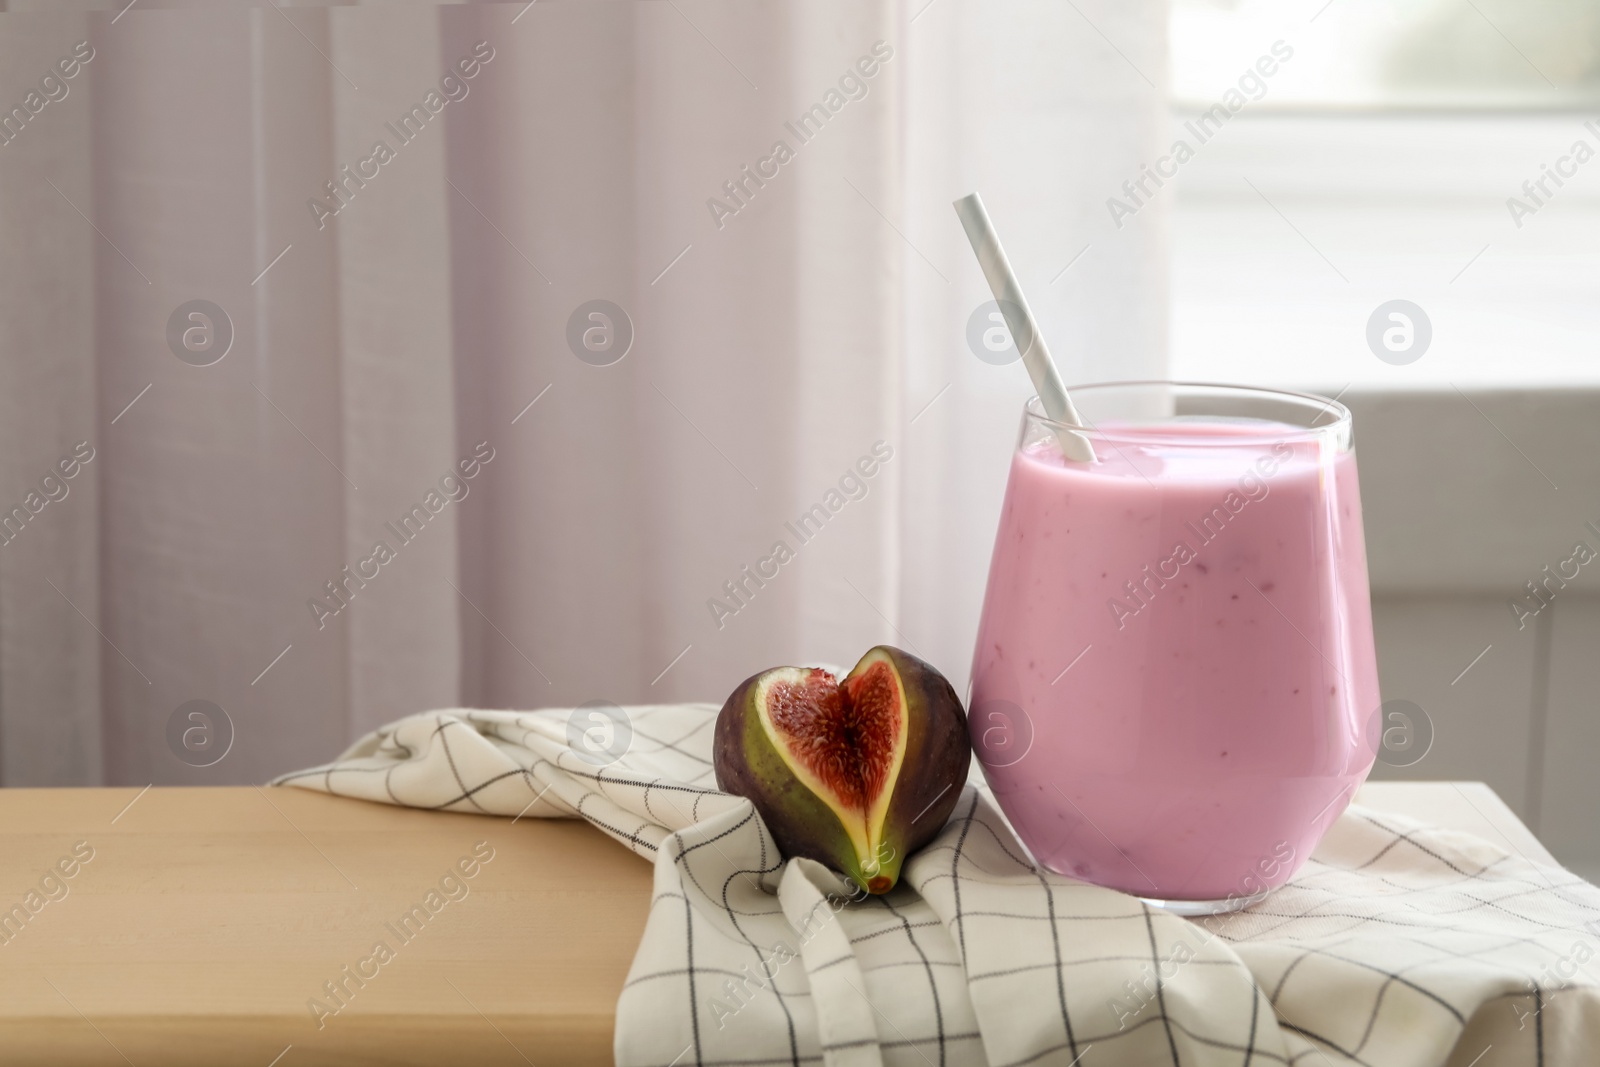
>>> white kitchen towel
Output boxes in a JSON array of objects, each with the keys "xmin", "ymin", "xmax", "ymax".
[{"xmin": 275, "ymin": 705, "xmax": 1600, "ymax": 1066}]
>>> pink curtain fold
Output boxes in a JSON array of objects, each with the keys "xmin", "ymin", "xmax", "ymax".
[{"xmin": 0, "ymin": 0, "xmax": 1166, "ymax": 786}]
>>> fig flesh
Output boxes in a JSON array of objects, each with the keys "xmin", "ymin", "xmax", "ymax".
[{"xmin": 713, "ymin": 645, "xmax": 970, "ymax": 894}]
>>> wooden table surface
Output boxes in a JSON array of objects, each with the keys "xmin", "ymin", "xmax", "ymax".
[{"xmin": 0, "ymin": 781, "xmax": 1558, "ymax": 1066}]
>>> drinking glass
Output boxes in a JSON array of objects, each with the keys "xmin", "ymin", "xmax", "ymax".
[{"xmin": 969, "ymin": 382, "xmax": 1380, "ymax": 915}]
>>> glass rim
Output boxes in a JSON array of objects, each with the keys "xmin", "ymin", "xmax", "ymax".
[{"xmin": 1023, "ymin": 380, "xmax": 1353, "ymax": 448}]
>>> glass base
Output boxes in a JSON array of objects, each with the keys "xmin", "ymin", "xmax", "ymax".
[
  {"xmin": 1137, "ymin": 890, "xmax": 1272, "ymax": 917},
  {"xmin": 991, "ymin": 799, "xmax": 1281, "ymax": 917}
]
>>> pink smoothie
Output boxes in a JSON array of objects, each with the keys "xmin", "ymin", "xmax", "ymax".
[{"xmin": 969, "ymin": 421, "xmax": 1379, "ymax": 902}]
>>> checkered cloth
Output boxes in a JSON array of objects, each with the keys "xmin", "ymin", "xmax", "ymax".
[{"xmin": 275, "ymin": 704, "xmax": 1600, "ymax": 1066}]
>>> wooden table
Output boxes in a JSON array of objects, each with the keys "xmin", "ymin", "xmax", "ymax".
[{"xmin": 0, "ymin": 782, "xmax": 1557, "ymax": 1066}]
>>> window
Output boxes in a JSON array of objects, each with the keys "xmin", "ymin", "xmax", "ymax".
[{"xmin": 1168, "ymin": 0, "xmax": 1600, "ymax": 388}]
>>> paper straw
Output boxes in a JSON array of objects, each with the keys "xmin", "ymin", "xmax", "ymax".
[{"xmin": 952, "ymin": 193, "xmax": 1096, "ymax": 463}]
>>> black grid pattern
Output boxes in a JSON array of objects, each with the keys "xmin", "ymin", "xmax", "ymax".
[{"xmin": 276, "ymin": 706, "xmax": 1600, "ymax": 1067}]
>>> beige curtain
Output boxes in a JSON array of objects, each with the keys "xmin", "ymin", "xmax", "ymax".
[{"xmin": 0, "ymin": 0, "xmax": 1165, "ymax": 786}]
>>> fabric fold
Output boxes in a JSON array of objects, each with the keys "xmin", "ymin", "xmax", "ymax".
[{"xmin": 777, "ymin": 860, "xmax": 884, "ymax": 1067}]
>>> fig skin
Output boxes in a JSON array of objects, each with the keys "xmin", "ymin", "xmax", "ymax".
[{"xmin": 713, "ymin": 645, "xmax": 970, "ymax": 894}]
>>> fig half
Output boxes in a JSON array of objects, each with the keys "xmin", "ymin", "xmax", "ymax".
[{"xmin": 713, "ymin": 645, "xmax": 970, "ymax": 894}]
